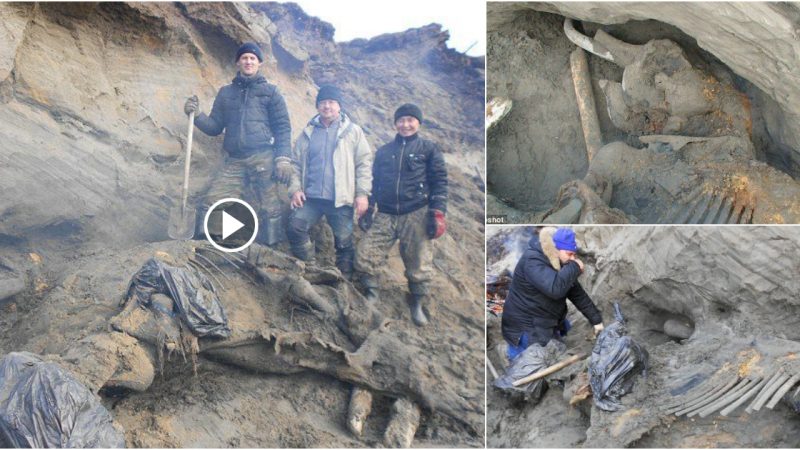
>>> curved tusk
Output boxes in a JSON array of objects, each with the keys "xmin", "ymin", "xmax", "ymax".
[{"xmin": 564, "ymin": 18, "xmax": 616, "ymax": 63}]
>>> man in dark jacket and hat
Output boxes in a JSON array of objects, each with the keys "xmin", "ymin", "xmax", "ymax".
[
  {"xmin": 501, "ymin": 227, "xmax": 604, "ymax": 361},
  {"xmin": 184, "ymin": 42, "xmax": 293, "ymax": 246},
  {"xmin": 355, "ymin": 104, "xmax": 447, "ymax": 327}
]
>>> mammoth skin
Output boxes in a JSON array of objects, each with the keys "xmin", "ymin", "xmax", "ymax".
[{"xmin": 41, "ymin": 242, "xmax": 482, "ymax": 438}]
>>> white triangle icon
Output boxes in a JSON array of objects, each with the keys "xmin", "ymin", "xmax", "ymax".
[{"xmin": 221, "ymin": 210, "xmax": 245, "ymax": 240}]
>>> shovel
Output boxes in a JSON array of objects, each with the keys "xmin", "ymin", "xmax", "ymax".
[{"xmin": 168, "ymin": 111, "xmax": 197, "ymax": 239}]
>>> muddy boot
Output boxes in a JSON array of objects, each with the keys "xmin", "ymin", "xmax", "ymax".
[
  {"xmin": 335, "ymin": 239, "xmax": 355, "ymax": 280},
  {"xmin": 408, "ymin": 283, "xmax": 429, "ymax": 327},
  {"xmin": 361, "ymin": 274, "xmax": 379, "ymax": 303},
  {"xmin": 346, "ymin": 386, "xmax": 373, "ymax": 437},
  {"xmin": 290, "ymin": 240, "xmax": 316, "ymax": 265},
  {"xmin": 383, "ymin": 397, "xmax": 421, "ymax": 448}
]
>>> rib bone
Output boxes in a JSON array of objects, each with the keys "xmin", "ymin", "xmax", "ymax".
[
  {"xmin": 720, "ymin": 376, "xmax": 769, "ymax": 416},
  {"xmin": 766, "ymin": 374, "xmax": 800, "ymax": 410}
]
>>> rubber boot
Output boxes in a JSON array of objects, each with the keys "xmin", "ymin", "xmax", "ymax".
[
  {"xmin": 335, "ymin": 244, "xmax": 355, "ymax": 280},
  {"xmin": 292, "ymin": 240, "xmax": 316, "ymax": 264},
  {"xmin": 408, "ymin": 283, "xmax": 429, "ymax": 327},
  {"xmin": 361, "ymin": 274, "xmax": 379, "ymax": 303}
]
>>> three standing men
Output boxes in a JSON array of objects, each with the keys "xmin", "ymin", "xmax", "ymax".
[{"xmin": 186, "ymin": 43, "xmax": 449, "ymax": 326}]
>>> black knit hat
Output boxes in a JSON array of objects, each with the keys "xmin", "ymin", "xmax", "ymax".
[
  {"xmin": 235, "ymin": 42, "xmax": 264, "ymax": 62},
  {"xmin": 316, "ymin": 85, "xmax": 343, "ymax": 106},
  {"xmin": 394, "ymin": 103, "xmax": 423, "ymax": 124}
]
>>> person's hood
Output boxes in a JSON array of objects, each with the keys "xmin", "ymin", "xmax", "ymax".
[{"xmin": 528, "ymin": 226, "xmax": 561, "ymax": 270}]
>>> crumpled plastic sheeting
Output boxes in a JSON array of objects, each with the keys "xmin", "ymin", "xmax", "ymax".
[
  {"xmin": 0, "ymin": 352, "xmax": 125, "ymax": 448},
  {"xmin": 589, "ymin": 303, "xmax": 649, "ymax": 411},
  {"xmin": 493, "ymin": 340, "xmax": 567, "ymax": 403},
  {"xmin": 126, "ymin": 258, "xmax": 231, "ymax": 338}
]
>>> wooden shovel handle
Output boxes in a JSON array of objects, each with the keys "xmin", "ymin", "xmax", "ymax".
[
  {"xmin": 181, "ymin": 112, "xmax": 195, "ymax": 213},
  {"xmin": 512, "ymin": 352, "xmax": 588, "ymax": 387}
]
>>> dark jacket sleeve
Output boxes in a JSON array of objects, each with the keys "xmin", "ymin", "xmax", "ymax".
[
  {"xmin": 268, "ymin": 88, "xmax": 292, "ymax": 159},
  {"xmin": 566, "ymin": 282, "xmax": 603, "ymax": 325},
  {"xmin": 367, "ymin": 147, "xmax": 380, "ymax": 208},
  {"xmin": 426, "ymin": 141, "xmax": 448, "ymax": 213},
  {"xmin": 524, "ymin": 258, "xmax": 582, "ymax": 300},
  {"xmin": 195, "ymin": 88, "xmax": 225, "ymax": 136}
]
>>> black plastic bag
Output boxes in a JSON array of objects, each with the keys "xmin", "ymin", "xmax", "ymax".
[
  {"xmin": 0, "ymin": 352, "xmax": 125, "ymax": 448},
  {"xmin": 493, "ymin": 340, "xmax": 567, "ymax": 403},
  {"xmin": 589, "ymin": 303, "xmax": 649, "ymax": 411},
  {"xmin": 126, "ymin": 258, "xmax": 231, "ymax": 338}
]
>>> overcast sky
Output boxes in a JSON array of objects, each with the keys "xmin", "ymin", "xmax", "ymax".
[{"xmin": 291, "ymin": 0, "xmax": 486, "ymax": 56}]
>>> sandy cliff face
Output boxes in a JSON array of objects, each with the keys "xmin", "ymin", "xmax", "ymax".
[{"xmin": 0, "ymin": 1, "xmax": 484, "ymax": 251}]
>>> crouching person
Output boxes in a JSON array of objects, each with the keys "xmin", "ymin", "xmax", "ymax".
[
  {"xmin": 286, "ymin": 85, "xmax": 372, "ymax": 277},
  {"xmin": 355, "ymin": 104, "xmax": 448, "ymax": 327}
]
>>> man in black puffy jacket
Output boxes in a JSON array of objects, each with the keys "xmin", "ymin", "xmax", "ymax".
[
  {"xmin": 184, "ymin": 42, "xmax": 293, "ymax": 246},
  {"xmin": 355, "ymin": 104, "xmax": 448, "ymax": 327},
  {"xmin": 501, "ymin": 227, "xmax": 604, "ymax": 361}
]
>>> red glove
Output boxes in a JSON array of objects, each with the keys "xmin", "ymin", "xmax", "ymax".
[{"xmin": 426, "ymin": 209, "xmax": 446, "ymax": 239}]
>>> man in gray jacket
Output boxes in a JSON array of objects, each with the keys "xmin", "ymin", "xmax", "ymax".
[{"xmin": 286, "ymin": 85, "xmax": 372, "ymax": 277}]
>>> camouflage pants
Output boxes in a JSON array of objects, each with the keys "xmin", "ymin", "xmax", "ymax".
[
  {"xmin": 204, "ymin": 152, "xmax": 283, "ymax": 237},
  {"xmin": 354, "ymin": 207, "xmax": 433, "ymax": 294}
]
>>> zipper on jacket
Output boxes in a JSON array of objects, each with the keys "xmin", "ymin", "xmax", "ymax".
[
  {"xmin": 395, "ymin": 139, "xmax": 406, "ymax": 214},
  {"xmin": 238, "ymin": 87, "xmax": 249, "ymax": 149}
]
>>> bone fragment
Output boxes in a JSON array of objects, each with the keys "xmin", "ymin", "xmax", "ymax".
[
  {"xmin": 694, "ymin": 377, "xmax": 754, "ymax": 417},
  {"xmin": 347, "ymin": 387, "xmax": 373, "ymax": 437},
  {"xmin": 487, "ymin": 97, "xmax": 513, "ymax": 132},
  {"xmin": 563, "ymin": 18, "xmax": 615, "ymax": 63},
  {"xmin": 543, "ymin": 198, "xmax": 583, "ymax": 224},
  {"xmin": 747, "ymin": 370, "xmax": 785, "ymax": 413},
  {"xmin": 720, "ymin": 376, "xmax": 769, "ymax": 416},
  {"xmin": 663, "ymin": 319, "xmax": 693, "ymax": 340},
  {"xmin": 674, "ymin": 376, "xmax": 739, "ymax": 416},
  {"xmin": 569, "ymin": 47, "xmax": 603, "ymax": 162},
  {"xmin": 752, "ymin": 372, "xmax": 790, "ymax": 412},
  {"xmin": 383, "ymin": 398, "xmax": 421, "ymax": 448},
  {"xmin": 766, "ymin": 374, "xmax": 800, "ymax": 409}
]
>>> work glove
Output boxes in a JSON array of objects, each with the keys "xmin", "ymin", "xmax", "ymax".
[
  {"xmin": 593, "ymin": 323, "xmax": 605, "ymax": 337},
  {"xmin": 274, "ymin": 157, "xmax": 294, "ymax": 185},
  {"xmin": 358, "ymin": 205, "xmax": 375, "ymax": 232},
  {"xmin": 426, "ymin": 209, "xmax": 446, "ymax": 239},
  {"xmin": 184, "ymin": 95, "xmax": 199, "ymax": 116}
]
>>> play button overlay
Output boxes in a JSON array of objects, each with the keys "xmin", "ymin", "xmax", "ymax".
[
  {"xmin": 221, "ymin": 211, "xmax": 245, "ymax": 240},
  {"xmin": 203, "ymin": 198, "xmax": 258, "ymax": 252}
]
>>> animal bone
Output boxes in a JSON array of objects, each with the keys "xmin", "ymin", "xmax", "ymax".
[{"xmin": 766, "ymin": 374, "xmax": 800, "ymax": 410}]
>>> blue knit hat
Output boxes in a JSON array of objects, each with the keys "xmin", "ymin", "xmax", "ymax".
[
  {"xmin": 553, "ymin": 228, "xmax": 578, "ymax": 252},
  {"xmin": 235, "ymin": 42, "xmax": 264, "ymax": 62}
]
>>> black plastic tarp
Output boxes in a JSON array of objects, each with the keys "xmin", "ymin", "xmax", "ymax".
[
  {"xmin": 589, "ymin": 303, "xmax": 649, "ymax": 411},
  {"xmin": 493, "ymin": 340, "xmax": 567, "ymax": 403},
  {"xmin": 125, "ymin": 258, "xmax": 231, "ymax": 338},
  {"xmin": 0, "ymin": 352, "xmax": 125, "ymax": 448}
]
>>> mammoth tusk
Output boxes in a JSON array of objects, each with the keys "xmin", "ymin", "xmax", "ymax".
[
  {"xmin": 564, "ymin": 19, "xmax": 641, "ymax": 67},
  {"xmin": 564, "ymin": 18, "xmax": 616, "ymax": 63}
]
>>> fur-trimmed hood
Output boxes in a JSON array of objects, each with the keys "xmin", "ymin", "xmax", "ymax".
[{"xmin": 530, "ymin": 226, "xmax": 561, "ymax": 270}]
